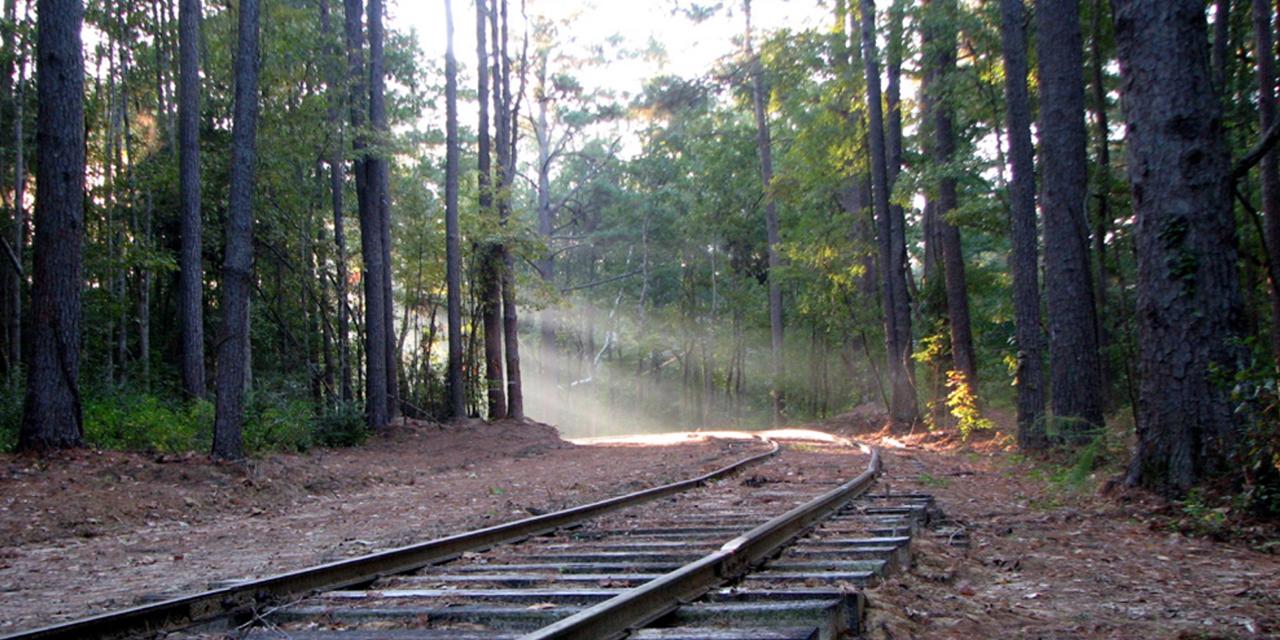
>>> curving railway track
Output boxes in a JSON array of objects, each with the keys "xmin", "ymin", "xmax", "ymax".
[{"xmin": 3, "ymin": 436, "xmax": 937, "ymax": 640}]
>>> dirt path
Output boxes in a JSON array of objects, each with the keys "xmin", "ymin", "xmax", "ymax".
[
  {"xmin": 0, "ymin": 420, "xmax": 766, "ymax": 632},
  {"xmin": 820, "ymin": 420, "xmax": 1280, "ymax": 639}
]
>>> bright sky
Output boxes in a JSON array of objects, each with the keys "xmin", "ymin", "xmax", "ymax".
[{"xmin": 397, "ymin": 0, "xmax": 832, "ymax": 99}]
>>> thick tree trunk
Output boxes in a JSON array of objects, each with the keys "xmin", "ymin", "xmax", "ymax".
[
  {"xmin": 345, "ymin": 0, "xmax": 387, "ymax": 430},
  {"xmin": 922, "ymin": 0, "xmax": 977, "ymax": 389},
  {"xmin": 320, "ymin": 0, "xmax": 351, "ymax": 403},
  {"xmin": 177, "ymin": 0, "xmax": 205, "ymax": 399},
  {"xmin": 999, "ymin": 0, "xmax": 1046, "ymax": 447},
  {"xmin": 1254, "ymin": 0, "xmax": 1280, "ymax": 365},
  {"xmin": 1113, "ymin": 0, "xmax": 1245, "ymax": 494},
  {"xmin": 1038, "ymin": 0, "xmax": 1105, "ymax": 439},
  {"xmin": 477, "ymin": 0, "xmax": 505, "ymax": 419},
  {"xmin": 744, "ymin": 0, "xmax": 785, "ymax": 425},
  {"xmin": 211, "ymin": 0, "xmax": 260, "ymax": 461},
  {"xmin": 444, "ymin": 0, "xmax": 465, "ymax": 418},
  {"xmin": 367, "ymin": 0, "xmax": 398, "ymax": 421},
  {"xmin": 861, "ymin": 0, "xmax": 916, "ymax": 424},
  {"xmin": 19, "ymin": 0, "xmax": 84, "ymax": 452}
]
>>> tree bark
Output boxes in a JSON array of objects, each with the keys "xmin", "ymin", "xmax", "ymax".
[
  {"xmin": 1253, "ymin": 0, "xmax": 1280, "ymax": 365},
  {"xmin": 492, "ymin": 0, "xmax": 523, "ymax": 419},
  {"xmin": 1212, "ymin": 0, "xmax": 1231, "ymax": 93},
  {"xmin": 1038, "ymin": 0, "xmax": 1105, "ymax": 439},
  {"xmin": 367, "ymin": 0, "xmax": 398, "ymax": 421},
  {"xmin": 861, "ymin": 0, "xmax": 917, "ymax": 424},
  {"xmin": 8, "ymin": 35, "xmax": 25, "ymax": 378},
  {"xmin": 444, "ymin": 0, "xmax": 465, "ymax": 418},
  {"xmin": 19, "ymin": 0, "xmax": 84, "ymax": 452},
  {"xmin": 1113, "ymin": 0, "xmax": 1245, "ymax": 494},
  {"xmin": 346, "ymin": 0, "xmax": 387, "ymax": 430},
  {"xmin": 211, "ymin": 0, "xmax": 260, "ymax": 461},
  {"xmin": 999, "ymin": 0, "xmax": 1046, "ymax": 447},
  {"xmin": 177, "ymin": 0, "xmax": 205, "ymax": 399},
  {"xmin": 922, "ymin": 0, "xmax": 977, "ymax": 389},
  {"xmin": 477, "ymin": 0, "xmax": 505, "ymax": 419},
  {"xmin": 744, "ymin": 0, "xmax": 785, "ymax": 424},
  {"xmin": 320, "ymin": 0, "xmax": 351, "ymax": 402},
  {"xmin": 1089, "ymin": 0, "xmax": 1114, "ymax": 407}
]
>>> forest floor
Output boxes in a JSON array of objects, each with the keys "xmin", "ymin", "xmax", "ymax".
[
  {"xmin": 819, "ymin": 410, "xmax": 1280, "ymax": 639},
  {"xmin": 1, "ymin": 412, "xmax": 1278, "ymax": 638},
  {"xmin": 0, "ymin": 418, "xmax": 767, "ymax": 631}
]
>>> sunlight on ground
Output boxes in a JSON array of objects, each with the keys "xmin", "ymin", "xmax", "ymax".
[{"xmin": 568, "ymin": 428, "xmax": 855, "ymax": 448}]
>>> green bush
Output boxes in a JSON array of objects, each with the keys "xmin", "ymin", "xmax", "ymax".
[
  {"xmin": 312, "ymin": 401, "xmax": 369, "ymax": 448},
  {"xmin": 83, "ymin": 393, "xmax": 211, "ymax": 452},
  {"xmin": 243, "ymin": 391, "xmax": 314, "ymax": 453}
]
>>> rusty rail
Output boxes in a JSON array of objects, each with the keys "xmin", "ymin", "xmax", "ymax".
[
  {"xmin": 521, "ymin": 445, "xmax": 881, "ymax": 640},
  {"xmin": 1, "ymin": 438, "xmax": 780, "ymax": 640}
]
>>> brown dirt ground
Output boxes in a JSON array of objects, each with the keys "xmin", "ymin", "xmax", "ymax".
[
  {"xmin": 4, "ymin": 410, "xmax": 1278, "ymax": 639},
  {"xmin": 819, "ymin": 410, "xmax": 1280, "ymax": 640},
  {"xmin": 0, "ymin": 418, "xmax": 767, "ymax": 632}
]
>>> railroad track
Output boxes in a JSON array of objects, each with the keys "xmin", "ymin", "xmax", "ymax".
[{"xmin": 4, "ymin": 437, "xmax": 938, "ymax": 640}]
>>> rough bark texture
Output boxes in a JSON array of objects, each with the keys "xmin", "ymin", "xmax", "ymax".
[
  {"xmin": 999, "ymin": 0, "xmax": 1046, "ymax": 447},
  {"xmin": 861, "ymin": 0, "xmax": 917, "ymax": 424},
  {"xmin": 444, "ymin": 0, "xmax": 465, "ymax": 419},
  {"xmin": 922, "ymin": 0, "xmax": 976, "ymax": 389},
  {"xmin": 1254, "ymin": 0, "xmax": 1280, "ymax": 365},
  {"xmin": 368, "ymin": 0, "xmax": 398, "ymax": 421},
  {"xmin": 320, "ymin": 0, "xmax": 351, "ymax": 402},
  {"xmin": 1113, "ymin": 0, "xmax": 1245, "ymax": 494},
  {"xmin": 346, "ymin": 0, "xmax": 387, "ymax": 430},
  {"xmin": 211, "ymin": 0, "xmax": 260, "ymax": 461},
  {"xmin": 7, "ymin": 27, "xmax": 24, "ymax": 378},
  {"xmin": 177, "ymin": 0, "xmax": 205, "ymax": 400},
  {"xmin": 745, "ymin": 0, "xmax": 785, "ymax": 424},
  {"xmin": 477, "ymin": 0, "xmax": 505, "ymax": 419},
  {"xmin": 1038, "ymin": 0, "xmax": 1105, "ymax": 438},
  {"xmin": 20, "ymin": 0, "xmax": 85, "ymax": 451}
]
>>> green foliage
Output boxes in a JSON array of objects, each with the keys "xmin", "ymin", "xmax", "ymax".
[
  {"xmin": 83, "ymin": 394, "xmax": 212, "ymax": 453},
  {"xmin": 945, "ymin": 370, "xmax": 993, "ymax": 439},
  {"xmin": 242, "ymin": 391, "xmax": 316, "ymax": 454},
  {"xmin": 311, "ymin": 401, "xmax": 370, "ymax": 448}
]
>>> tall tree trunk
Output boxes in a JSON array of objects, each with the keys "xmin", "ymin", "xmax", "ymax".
[
  {"xmin": 922, "ymin": 0, "xmax": 977, "ymax": 389},
  {"xmin": 346, "ymin": 0, "xmax": 387, "ymax": 430},
  {"xmin": 1090, "ymin": 0, "xmax": 1113, "ymax": 404},
  {"xmin": 1212, "ymin": 0, "xmax": 1231, "ymax": 93},
  {"xmin": 492, "ymin": 0, "xmax": 523, "ymax": 419},
  {"xmin": 19, "ymin": 0, "xmax": 84, "ymax": 451},
  {"xmin": 860, "ymin": 0, "xmax": 917, "ymax": 424},
  {"xmin": 1254, "ymin": 0, "xmax": 1280, "ymax": 365},
  {"xmin": 999, "ymin": 0, "xmax": 1046, "ymax": 447},
  {"xmin": 177, "ymin": 0, "xmax": 205, "ymax": 399},
  {"xmin": 320, "ymin": 0, "xmax": 351, "ymax": 403},
  {"xmin": 444, "ymin": 0, "xmax": 465, "ymax": 418},
  {"xmin": 211, "ymin": 0, "xmax": 260, "ymax": 461},
  {"xmin": 367, "ymin": 0, "xmax": 398, "ymax": 421},
  {"xmin": 8, "ymin": 56, "xmax": 23, "ymax": 377},
  {"xmin": 744, "ymin": 0, "xmax": 785, "ymax": 424},
  {"xmin": 1038, "ymin": 0, "xmax": 1104, "ymax": 438},
  {"xmin": 1114, "ymin": 0, "xmax": 1245, "ymax": 494},
  {"xmin": 477, "ymin": 0, "xmax": 505, "ymax": 419}
]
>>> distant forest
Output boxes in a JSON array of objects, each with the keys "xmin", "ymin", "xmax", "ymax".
[{"xmin": 2, "ymin": 0, "xmax": 1277, "ymax": 503}]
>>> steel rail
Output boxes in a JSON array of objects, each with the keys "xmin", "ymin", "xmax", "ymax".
[
  {"xmin": 521, "ymin": 444, "xmax": 881, "ymax": 640},
  {"xmin": 2, "ymin": 439, "xmax": 780, "ymax": 640}
]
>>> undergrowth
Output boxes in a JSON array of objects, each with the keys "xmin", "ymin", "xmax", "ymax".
[{"xmin": 0, "ymin": 381, "xmax": 368, "ymax": 455}]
